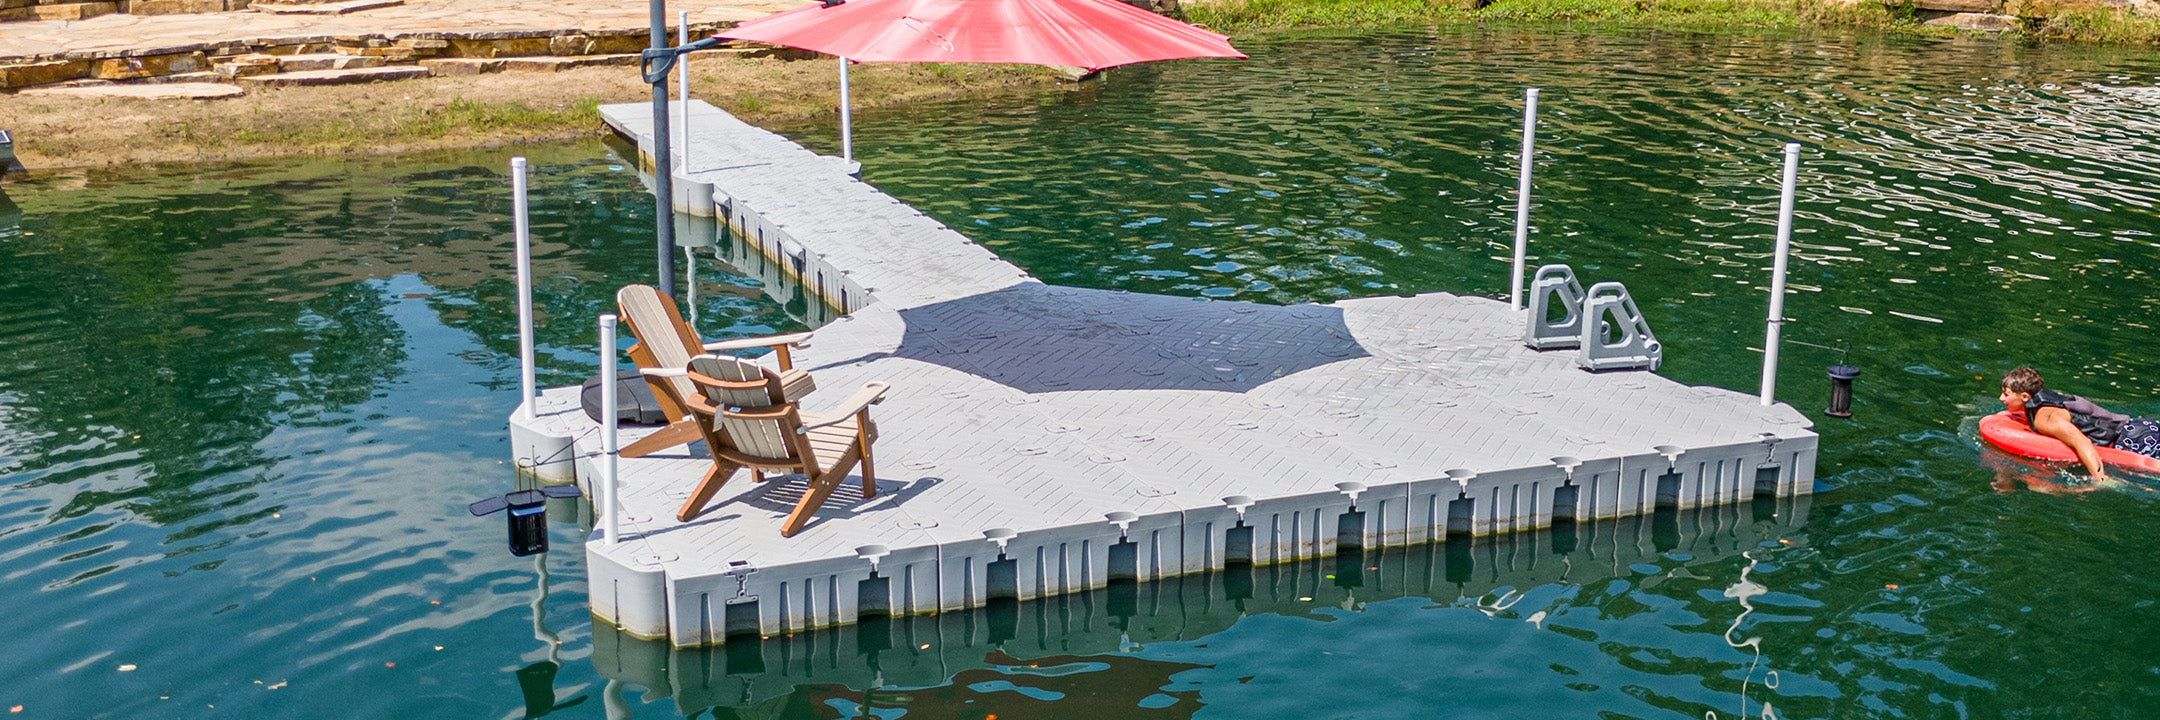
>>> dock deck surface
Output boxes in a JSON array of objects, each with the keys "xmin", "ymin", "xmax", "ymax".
[{"xmin": 511, "ymin": 101, "xmax": 1816, "ymax": 647}]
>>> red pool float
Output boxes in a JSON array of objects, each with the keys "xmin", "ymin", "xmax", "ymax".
[{"xmin": 1978, "ymin": 411, "xmax": 2160, "ymax": 475}]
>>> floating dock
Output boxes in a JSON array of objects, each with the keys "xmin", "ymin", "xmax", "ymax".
[
  {"xmin": 509, "ymin": 101, "xmax": 1817, "ymax": 649},
  {"xmin": 589, "ymin": 500, "xmax": 1813, "ymax": 715}
]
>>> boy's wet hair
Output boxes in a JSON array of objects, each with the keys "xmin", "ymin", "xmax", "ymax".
[{"xmin": 2002, "ymin": 367, "xmax": 2044, "ymax": 395}]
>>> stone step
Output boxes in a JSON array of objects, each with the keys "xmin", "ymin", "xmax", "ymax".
[
  {"xmin": 0, "ymin": 1, "xmax": 118, "ymax": 21},
  {"xmin": 419, "ymin": 53, "xmax": 637, "ymax": 76},
  {"xmin": 234, "ymin": 64, "xmax": 426, "ymax": 86},
  {"xmin": 419, "ymin": 57, "xmax": 501, "ymax": 76},
  {"xmin": 1911, "ymin": 0, "xmax": 1996, "ymax": 11},
  {"xmin": 19, "ymin": 81, "xmax": 245, "ymax": 99},
  {"xmin": 250, "ymin": 0, "xmax": 402, "ymax": 14},
  {"xmin": 1922, "ymin": 11, "xmax": 2017, "ymax": 30},
  {"xmin": 212, "ymin": 53, "xmax": 280, "ymax": 78},
  {"xmin": 271, "ymin": 52, "xmax": 385, "ymax": 71},
  {"xmin": 124, "ymin": 0, "xmax": 248, "ymax": 15},
  {"xmin": 497, "ymin": 53, "xmax": 639, "ymax": 72}
]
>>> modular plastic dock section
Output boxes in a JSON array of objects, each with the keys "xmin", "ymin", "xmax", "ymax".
[
  {"xmin": 588, "ymin": 499, "xmax": 1813, "ymax": 716},
  {"xmin": 508, "ymin": 101, "xmax": 1818, "ymax": 649}
]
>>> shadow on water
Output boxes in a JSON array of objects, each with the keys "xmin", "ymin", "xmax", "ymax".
[{"xmin": 591, "ymin": 496, "xmax": 1810, "ymax": 718}]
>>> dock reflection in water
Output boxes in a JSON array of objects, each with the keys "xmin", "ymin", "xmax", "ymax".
[{"xmin": 592, "ymin": 494, "xmax": 1809, "ymax": 718}]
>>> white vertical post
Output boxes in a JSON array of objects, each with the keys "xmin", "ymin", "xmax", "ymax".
[
  {"xmin": 677, "ymin": 11, "xmax": 690, "ymax": 172},
  {"xmin": 512, "ymin": 157, "xmax": 538, "ymax": 421},
  {"xmin": 1510, "ymin": 87, "xmax": 1540, "ymax": 312},
  {"xmin": 1760, "ymin": 142, "xmax": 1802, "ymax": 406},
  {"xmin": 838, "ymin": 56, "xmax": 853, "ymax": 163},
  {"xmin": 598, "ymin": 313, "xmax": 621, "ymax": 545}
]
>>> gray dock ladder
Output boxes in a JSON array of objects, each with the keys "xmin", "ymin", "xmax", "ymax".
[
  {"xmin": 1523, "ymin": 264, "xmax": 1587, "ymax": 350},
  {"xmin": 1576, "ymin": 281, "xmax": 1661, "ymax": 372}
]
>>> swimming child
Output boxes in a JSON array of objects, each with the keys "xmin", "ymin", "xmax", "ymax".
[{"xmin": 1998, "ymin": 367, "xmax": 2160, "ymax": 483}]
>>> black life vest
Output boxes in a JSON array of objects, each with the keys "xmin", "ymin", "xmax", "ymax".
[{"xmin": 2025, "ymin": 389, "xmax": 2132, "ymax": 446}]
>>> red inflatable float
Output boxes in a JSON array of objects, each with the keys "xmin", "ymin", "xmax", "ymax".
[{"xmin": 1978, "ymin": 411, "xmax": 2160, "ymax": 475}]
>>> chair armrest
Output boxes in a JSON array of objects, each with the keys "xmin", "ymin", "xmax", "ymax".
[
  {"xmin": 799, "ymin": 381, "xmax": 890, "ymax": 431},
  {"xmin": 703, "ymin": 331, "xmax": 813, "ymax": 353},
  {"xmin": 636, "ymin": 367, "xmax": 708, "ymax": 414},
  {"xmin": 724, "ymin": 403, "xmax": 795, "ymax": 420}
]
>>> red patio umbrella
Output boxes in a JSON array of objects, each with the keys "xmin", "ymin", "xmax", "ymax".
[
  {"xmin": 717, "ymin": 0, "xmax": 1244, "ymax": 71},
  {"xmin": 713, "ymin": 0, "xmax": 1243, "ymax": 162}
]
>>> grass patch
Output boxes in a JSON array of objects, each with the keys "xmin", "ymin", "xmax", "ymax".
[
  {"xmin": 1185, "ymin": 0, "xmax": 2160, "ymax": 39},
  {"xmin": 1185, "ymin": 0, "xmax": 1473, "ymax": 29},
  {"xmin": 228, "ymin": 97, "xmax": 603, "ymax": 148},
  {"xmin": 2024, "ymin": 5, "xmax": 2160, "ymax": 42}
]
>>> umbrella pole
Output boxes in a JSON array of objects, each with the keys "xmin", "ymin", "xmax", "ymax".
[
  {"xmin": 839, "ymin": 56, "xmax": 853, "ymax": 163},
  {"xmin": 648, "ymin": 0, "xmax": 677, "ymax": 297}
]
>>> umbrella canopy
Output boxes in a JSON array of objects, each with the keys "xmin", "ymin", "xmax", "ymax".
[{"xmin": 715, "ymin": 0, "xmax": 1244, "ymax": 71}]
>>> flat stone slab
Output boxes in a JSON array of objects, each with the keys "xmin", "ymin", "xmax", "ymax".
[
  {"xmin": 1911, "ymin": 0, "xmax": 1997, "ymax": 11},
  {"xmin": 18, "ymin": 80, "xmax": 242, "ymax": 98},
  {"xmin": 235, "ymin": 64, "xmax": 426, "ymax": 85},
  {"xmin": 1922, "ymin": 11, "xmax": 2017, "ymax": 30},
  {"xmin": 0, "ymin": 0, "xmax": 808, "ymax": 62},
  {"xmin": 419, "ymin": 56, "xmax": 499, "ymax": 75},
  {"xmin": 499, "ymin": 53, "xmax": 636, "ymax": 72},
  {"xmin": 268, "ymin": 52, "xmax": 384, "ymax": 71},
  {"xmin": 251, "ymin": 0, "xmax": 404, "ymax": 14}
]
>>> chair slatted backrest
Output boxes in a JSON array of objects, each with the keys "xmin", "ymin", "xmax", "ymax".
[
  {"xmin": 688, "ymin": 354, "xmax": 797, "ymax": 462},
  {"xmin": 616, "ymin": 284, "xmax": 702, "ymax": 407}
]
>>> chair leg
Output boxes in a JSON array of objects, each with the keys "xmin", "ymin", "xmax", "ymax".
[
  {"xmin": 621, "ymin": 418, "xmax": 701, "ymax": 459},
  {"xmin": 859, "ymin": 443, "xmax": 877, "ymax": 499},
  {"xmin": 780, "ymin": 448, "xmax": 863, "ymax": 537},
  {"xmin": 676, "ymin": 461, "xmax": 741, "ymax": 522},
  {"xmin": 857, "ymin": 417, "xmax": 877, "ymax": 499}
]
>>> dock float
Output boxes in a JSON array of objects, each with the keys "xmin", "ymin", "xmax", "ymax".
[
  {"xmin": 510, "ymin": 100, "xmax": 1818, "ymax": 649},
  {"xmin": 590, "ymin": 499, "xmax": 1812, "ymax": 715}
]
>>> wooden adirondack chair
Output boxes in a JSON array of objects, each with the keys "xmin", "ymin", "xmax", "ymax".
[
  {"xmin": 615, "ymin": 283, "xmax": 815, "ymax": 458},
  {"xmin": 664, "ymin": 353, "xmax": 889, "ymax": 537}
]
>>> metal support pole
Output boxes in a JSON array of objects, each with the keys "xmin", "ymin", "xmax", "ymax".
[
  {"xmin": 1510, "ymin": 88, "xmax": 1539, "ymax": 312},
  {"xmin": 599, "ymin": 313, "xmax": 621, "ymax": 545},
  {"xmin": 648, "ymin": 0, "xmax": 677, "ymax": 297},
  {"xmin": 512, "ymin": 157, "xmax": 538, "ymax": 422},
  {"xmin": 1760, "ymin": 142, "xmax": 1801, "ymax": 406},
  {"xmin": 839, "ymin": 56, "xmax": 853, "ymax": 163},
  {"xmin": 677, "ymin": 11, "xmax": 690, "ymax": 172}
]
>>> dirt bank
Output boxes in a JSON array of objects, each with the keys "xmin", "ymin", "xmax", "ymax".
[{"xmin": 0, "ymin": 57, "xmax": 1066, "ymax": 170}]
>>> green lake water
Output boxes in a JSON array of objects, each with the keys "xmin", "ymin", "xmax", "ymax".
[{"xmin": 6, "ymin": 25, "xmax": 2160, "ymax": 719}]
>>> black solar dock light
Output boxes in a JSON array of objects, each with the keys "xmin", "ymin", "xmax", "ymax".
[
  {"xmin": 1825, "ymin": 364, "xmax": 1860, "ymax": 418},
  {"xmin": 470, "ymin": 486, "xmax": 583, "ymax": 556}
]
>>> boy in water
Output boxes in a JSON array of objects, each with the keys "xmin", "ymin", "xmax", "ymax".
[{"xmin": 1998, "ymin": 367, "xmax": 2160, "ymax": 484}]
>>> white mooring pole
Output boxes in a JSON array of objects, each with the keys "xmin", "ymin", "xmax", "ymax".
[
  {"xmin": 598, "ymin": 313, "xmax": 621, "ymax": 545},
  {"xmin": 1509, "ymin": 87, "xmax": 1540, "ymax": 312},
  {"xmin": 512, "ymin": 157, "xmax": 538, "ymax": 421},
  {"xmin": 677, "ymin": 12, "xmax": 690, "ymax": 172},
  {"xmin": 1760, "ymin": 142, "xmax": 1801, "ymax": 406},
  {"xmin": 838, "ymin": 56, "xmax": 854, "ymax": 163}
]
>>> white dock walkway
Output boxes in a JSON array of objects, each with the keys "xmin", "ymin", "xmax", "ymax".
[{"xmin": 511, "ymin": 101, "xmax": 1817, "ymax": 648}]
